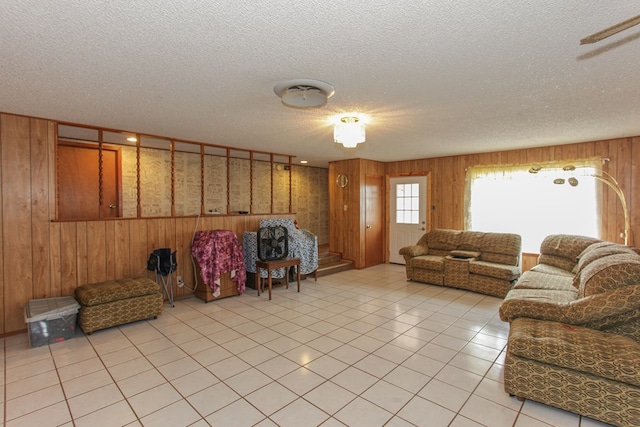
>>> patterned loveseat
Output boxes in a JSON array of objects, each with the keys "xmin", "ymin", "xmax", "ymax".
[
  {"xmin": 399, "ymin": 229, "xmax": 522, "ymax": 297},
  {"xmin": 499, "ymin": 234, "xmax": 640, "ymax": 426}
]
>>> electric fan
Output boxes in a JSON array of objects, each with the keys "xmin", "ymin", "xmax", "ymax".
[{"xmin": 257, "ymin": 226, "xmax": 289, "ymax": 261}]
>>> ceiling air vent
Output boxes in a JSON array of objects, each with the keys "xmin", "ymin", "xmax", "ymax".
[{"xmin": 273, "ymin": 78, "xmax": 335, "ymax": 108}]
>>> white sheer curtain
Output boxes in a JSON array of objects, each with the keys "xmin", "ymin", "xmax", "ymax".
[{"xmin": 464, "ymin": 159, "xmax": 601, "ymax": 253}]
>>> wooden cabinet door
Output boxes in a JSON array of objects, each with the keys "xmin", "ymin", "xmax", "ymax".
[{"xmin": 57, "ymin": 143, "xmax": 121, "ymax": 219}]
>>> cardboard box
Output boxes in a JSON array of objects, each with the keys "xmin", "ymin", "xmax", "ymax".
[{"xmin": 25, "ymin": 296, "xmax": 80, "ymax": 347}]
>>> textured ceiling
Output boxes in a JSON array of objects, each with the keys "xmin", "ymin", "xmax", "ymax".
[{"xmin": 1, "ymin": 1, "xmax": 640, "ymax": 167}]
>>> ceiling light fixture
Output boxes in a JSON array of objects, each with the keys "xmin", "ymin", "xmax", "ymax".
[
  {"xmin": 334, "ymin": 116, "xmax": 365, "ymax": 148},
  {"xmin": 273, "ymin": 79, "xmax": 335, "ymax": 109}
]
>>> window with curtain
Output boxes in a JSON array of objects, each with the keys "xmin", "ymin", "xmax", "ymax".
[{"xmin": 464, "ymin": 159, "xmax": 601, "ymax": 253}]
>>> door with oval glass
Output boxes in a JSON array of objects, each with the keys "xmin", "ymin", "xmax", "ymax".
[
  {"xmin": 389, "ymin": 175, "xmax": 428, "ymax": 264},
  {"xmin": 57, "ymin": 142, "xmax": 121, "ymax": 219}
]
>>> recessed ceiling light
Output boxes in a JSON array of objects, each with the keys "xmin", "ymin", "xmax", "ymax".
[
  {"xmin": 300, "ymin": 160, "xmax": 308, "ymax": 164},
  {"xmin": 126, "ymin": 136, "xmax": 137, "ymax": 142}
]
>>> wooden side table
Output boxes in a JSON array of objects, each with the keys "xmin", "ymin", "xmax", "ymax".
[{"xmin": 255, "ymin": 257, "xmax": 301, "ymax": 300}]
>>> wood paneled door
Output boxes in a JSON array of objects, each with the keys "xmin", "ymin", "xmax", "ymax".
[
  {"xmin": 365, "ymin": 174, "xmax": 384, "ymax": 267},
  {"xmin": 57, "ymin": 142, "xmax": 122, "ymax": 219}
]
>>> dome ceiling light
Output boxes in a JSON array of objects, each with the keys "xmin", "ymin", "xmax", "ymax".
[
  {"xmin": 273, "ymin": 79, "xmax": 335, "ymax": 109},
  {"xmin": 334, "ymin": 116, "xmax": 365, "ymax": 148}
]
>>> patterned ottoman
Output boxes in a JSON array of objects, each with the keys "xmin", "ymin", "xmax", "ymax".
[{"xmin": 75, "ymin": 278, "xmax": 164, "ymax": 334}]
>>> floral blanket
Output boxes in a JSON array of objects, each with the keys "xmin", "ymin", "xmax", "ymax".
[{"xmin": 191, "ymin": 230, "xmax": 246, "ymax": 296}]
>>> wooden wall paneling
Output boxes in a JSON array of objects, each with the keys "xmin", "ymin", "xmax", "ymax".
[
  {"xmin": 165, "ymin": 217, "xmax": 179, "ymax": 299},
  {"xmin": 433, "ymin": 158, "xmax": 445, "ymax": 229},
  {"xmin": 76, "ymin": 221, "xmax": 88, "ymax": 286},
  {"xmin": 617, "ymin": 139, "xmax": 632, "ymax": 245},
  {"xmin": 577, "ymin": 141, "xmax": 595, "ymax": 159},
  {"xmin": 524, "ymin": 147, "xmax": 545, "ymax": 164},
  {"xmin": 350, "ymin": 160, "xmax": 362, "ymax": 265},
  {"xmin": 49, "ymin": 221, "xmax": 62, "ymax": 297},
  {"xmin": 0, "ymin": 115, "xmax": 5, "ymax": 333},
  {"xmin": 631, "ymin": 138, "xmax": 640, "ymax": 247},
  {"xmin": 596, "ymin": 140, "xmax": 615, "ymax": 242},
  {"xmin": 178, "ymin": 217, "xmax": 197, "ymax": 291},
  {"xmin": 328, "ymin": 165, "xmax": 338, "ymax": 253},
  {"xmin": 563, "ymin": 143, "xmax": 579, "ymax": 162},
  {"xmin": 146, "ymin": 218, "xmax": 160, "ymax": 255},
  {"xmin": 30, "ymin": 118, "xmax": 52, "ymax": 299},
  {"xmin": 521, "ymin": 253, "xmax": 539, "ymax": 272},
  {"xmin": 451, "ymin": 156, "xmax": 465, "ymax": 230},
  {"xmin": 86, "ymin": 221, "xmax": 107, "ymax": 284},
  {"xmin": 129, "ymin": 219, "xmax": 149, "ymax": 278},
  {"xmin": 114, "ymin": 220, "xmax": 131, "ymax": 278},
  {"xmin": 60, "ymin": 222, "xmax": 78, "ymax": 295},
  {"xmin": 505, "ymin": 149, "xmax": 522, "ymax": 165},
  {"xmin": 198, "ymin": 215, "xmax": 211, "ymax": 232},
  {"xmin": 145, "ymin": 218, "xmax": 161, "ymax": 283},
  {"xmin": 104, "ymin": 220, "xmax": 116, "ymax": 280},
  {"xmin": 1, "ymin": 114, "xmax": 34, "ymax": 332},
  {"xmin": 166, "ymin": 217, "xmax": 177, "ymax": 252},
  {"xmin": 550, "ymin": 145, "xmax": 564, "ymax": 162},
  {"xmin": 48, "ymin": 121, "xmax": 56, "ymax": 220}
]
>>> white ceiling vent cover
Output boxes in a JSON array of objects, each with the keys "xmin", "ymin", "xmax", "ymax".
[{"xmin": 274, "ymin": 79, "xmax": 335, "ymax": 108}]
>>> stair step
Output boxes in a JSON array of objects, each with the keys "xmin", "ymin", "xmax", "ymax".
[
  {"xmin": 314, "ymin": 245, "xmax": 354, "ymax": 277},
  {"xmin": 315, "ymin": 260, "xmax": 354, "ymax": 277},
  {"xmin": 318, "ymin": 253, "xmax": 342, "ymax": 265}
]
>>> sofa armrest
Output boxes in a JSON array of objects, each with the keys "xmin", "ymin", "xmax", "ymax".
[
  {"xmin": 499, "ymin": 286, "xmax": 640, "ymax": 329},
  {"xmin": 399, "ymin": 245, "xmax": 428, "ymax": 258}
]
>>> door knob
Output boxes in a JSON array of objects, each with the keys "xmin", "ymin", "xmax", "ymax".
[
  {"xmin": 366, "ymin": 225, "xmax": 371, "ymax": 229},
  {"xmin": 109, "ymin": 204, "xmax": 116, "ymax": 209}
]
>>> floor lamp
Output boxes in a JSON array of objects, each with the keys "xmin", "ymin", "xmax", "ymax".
[{"xmin": 529, "ymin": 164, "xmax": 632, "ymax": 246}]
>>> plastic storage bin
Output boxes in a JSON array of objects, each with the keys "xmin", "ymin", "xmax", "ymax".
[{"xmin": 25, "ymin": 296, "xmax": 80, "ymax": 347}]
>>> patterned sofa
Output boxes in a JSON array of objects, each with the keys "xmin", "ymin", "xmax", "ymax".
[
  {"xmin": 399, "ymin": 229, "xmax": 522, "ymax": 297},
  {"xmin": 499, "ymin": 234, "xmax": 640, "ymax": 426}
]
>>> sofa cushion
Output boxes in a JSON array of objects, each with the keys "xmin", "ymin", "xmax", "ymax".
[
  {"xmin": 573, "ymin": 241, "xmax": 616, "ymax": 273},
  {"xmin": 508, "ymin": 318, "xmax": 640, "ymax": 387},
  {"xmin": 537, "ymin": 234, "xmax": 601, "ymax": 272},
  {"xmin": 479, "ymin": 233, "xmax": 521, "ymax": 266},
  {"xmin": 426, "ymin": 229, "xmax": 461, "ymax": 251},
  {"xmin": 578, "ymin": 254, "xmax": 640, "ymax": 298},
  {"xmin": 513, "ymin": 270, "xmax": 577, "ymax": 293},
  {"xmin": 399, "ymin": 244, "xmax": 429, "ymax": 258},
  {"xmin": 450, "ymin": 250, "xmax": 481, "ymax": 259},
  {"xmin": 457, "ymin": 231, "xmax": 485, "ymax": 252},
  {"xmin": 572, "ymin": 243, "xmax": 636, "ymax": 281},
  {"xmin": 529, "ymin": 263, "xmax": 575, "ymax": 278},
  {"xmin": 499, "ymin": 288, "xmax": 578, "ymax": 322},
  {"xmin": 409, "ymin": 255, "xmax": 445, "ymax": 271},
  {"xmin": 469, "ymin": 261, "xmax": 520, "ymax": 281}
]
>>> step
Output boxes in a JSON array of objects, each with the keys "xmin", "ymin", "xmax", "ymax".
[
  {"xmin": 318, "ymin": 252, "xmax": 342, "ymax": 265},
  {"xmin": 315, "ymin": 260, "xmax": 354, "ymax": 278}
]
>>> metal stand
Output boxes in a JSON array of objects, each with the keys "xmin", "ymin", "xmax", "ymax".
[
  {"xmin": 147, "ymin": 248, "xmax": 177, "ymax": 307},
  {"xmin": 154, "ymin": 266, "xmax": 174, "ymax": 307}
]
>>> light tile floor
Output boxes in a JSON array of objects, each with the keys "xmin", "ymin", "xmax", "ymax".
[{"xmin": 1, "ymin": 264, "xmax": 614, "ymax": 427}]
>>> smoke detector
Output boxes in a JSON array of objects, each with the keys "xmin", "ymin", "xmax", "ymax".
[{"xmin": 274, "ymin": 79, "xmax": 335, "ymax": 108}]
